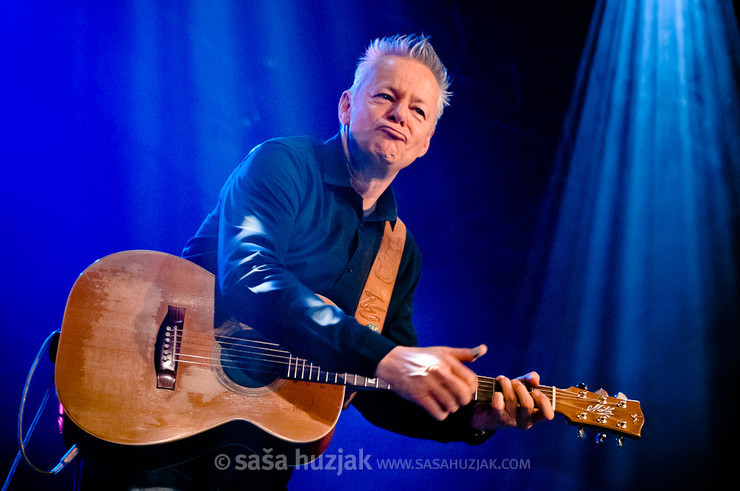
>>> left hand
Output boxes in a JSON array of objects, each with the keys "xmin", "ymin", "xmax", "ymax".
[{"xmin": 470, "ymin": 372, "xmax": 554, "ymax": 431}]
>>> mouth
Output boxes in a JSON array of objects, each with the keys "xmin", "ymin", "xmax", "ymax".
[{"xmin": 378, "ymin": 125, "xmax": 407, "ymax": 142}]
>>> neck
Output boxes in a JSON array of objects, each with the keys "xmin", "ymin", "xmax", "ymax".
[{"xmin": 341, "ymin": 127, "xmax": 395, "ymax": 212}]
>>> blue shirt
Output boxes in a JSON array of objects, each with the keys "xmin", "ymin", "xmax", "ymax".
[{"xmin": 182, "ymin": 133, "xmax": 421, "ymax": 377}]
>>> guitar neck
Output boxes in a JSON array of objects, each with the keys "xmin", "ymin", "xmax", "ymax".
[
  {"xmin": 285, "ymin": 354, "xmax": 392, "ymax": 390},
  {"xmin": 279, "ymin": 353, "xmax": 643, "ymax": 440},
  {"xmin": 285, "ymin": 358, "xmax": 555, "ymax": 402}
]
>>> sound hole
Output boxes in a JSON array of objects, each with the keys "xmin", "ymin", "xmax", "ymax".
[{"xmin": 218, "ymin": 329, "xmax": 282, "ymax": 389}]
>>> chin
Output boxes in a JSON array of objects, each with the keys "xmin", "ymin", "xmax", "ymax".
[
  {"xmin": 372, "ymin": 143, "xmax": 404, "ymax": 162},
  {"xmin": 375, "ymin": 153, "xmax": 406, "ymax": 169}
]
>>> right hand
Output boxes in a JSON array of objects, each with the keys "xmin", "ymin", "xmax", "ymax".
[{"xmin": 375, "ymin": 344, "xmax": 487, "ymax": 420}]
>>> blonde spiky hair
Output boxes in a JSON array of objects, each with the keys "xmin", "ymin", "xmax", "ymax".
[{"xmin": 349, "ymin": 34, "xmax": 452, "ymax": 121}]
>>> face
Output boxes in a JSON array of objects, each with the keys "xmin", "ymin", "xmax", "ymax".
[{"xmin": 338, "ymin": 56, "xmax": 439, "ymax": 174}]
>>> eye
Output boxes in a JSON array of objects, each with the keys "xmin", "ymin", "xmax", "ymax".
[
  {"xmin": 376, "ymin": 93, "xmax": 394, "ymax": 102},
  {"xmin": 414, "ymin": 107, "xmax": 426, "ymax": 119}
]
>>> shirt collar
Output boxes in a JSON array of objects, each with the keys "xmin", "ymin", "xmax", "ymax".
[{"xmin": 322, "ymin": 133, "xmax": 399, "ymax": 225}]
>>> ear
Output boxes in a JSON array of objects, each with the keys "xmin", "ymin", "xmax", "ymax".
[{"xmin": 338, "ymin": 91, "xmax": 352, "ymax": 125}]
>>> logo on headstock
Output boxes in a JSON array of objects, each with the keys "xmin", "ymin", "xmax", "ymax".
[{"xmin": 586, "ymin": 403, "xmax": 616, "ymax": 417}]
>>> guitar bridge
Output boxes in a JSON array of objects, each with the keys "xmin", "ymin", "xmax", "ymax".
[{"xmin": 154, "ymin": 305, "xmax": 185, "ymax": 390}]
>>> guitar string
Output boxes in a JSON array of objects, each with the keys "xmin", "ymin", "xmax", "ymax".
[
  {"xmin": 176, "ymin": 351, "xmax": 387, "ymax": 386},
  {"xmin": 171, "ymin": 330, "xmax": 631, "ymax": 403},
  {"xmin": 100, "ymin": 324, "xmax": 621, "ymax": 404},
  {"xmin": 174, "ymin": 356, "xmax": 390, "ymax": 388},
  {"xmin": 172, "ymin": 351, "xmax": 608, "ymax": 405},
  {"xmin": 179, "ymin": 334, "xmax": 560, "ymax": 393},
  {"xmin": 174, "ymin": 356, "xmax": 637, "ymax": 433},
  {"xmin": 84, "ymin": 315, "xmax": 632, "ymax": 405},
  {"xmin": 178, "ymin": 352, "xmax": 613, "ymax": 409},
  {"xmin": 178, "ymin": 332, "xmax": 628, "ymax": 400},
  {"xmin": 170, "ymin": 333, "xmax": 620, "ymax": 404}
]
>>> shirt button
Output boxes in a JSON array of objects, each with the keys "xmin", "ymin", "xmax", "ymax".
[{"xmin": 347, "ymin": 266, "xmax": 354, "ymax": 273}]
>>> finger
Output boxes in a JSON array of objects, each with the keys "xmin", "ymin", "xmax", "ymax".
[
  {"xmin": 435, "ymin": 366, "xmax": 474, "ymax": 408},
  {"xmin": 425, "ymin": 367, "xmax": 466, "ymax": 413},
  {"xmin": 444, "ymin": 344, "xmax": 487, "ymax": 363},
  {"xmin": 446, "ymin": 357, "xmax": 478, "ymax": 394},
  {"xmin": 516, "ymin": 371, "xmax": 540, "ymax": 388},
  {"xmin": 416, "ymin": 392, "xmax": 450, "ymax": 421},
  {"xmin": 491, "ymin": 391, "xmax": 505, "ymax": 414},
  {"xmin": 512, "ymin": 379, "xmax": 535, "ymax": 428},
  {"xmin": 531, "ymin": 389, "xmax": 555, "ymax": 421},
  {"xmin": 433, "ymin": 372, "xmax": 473, "ymax": 408},
  {"xmin": 496, "ymin": 376, "xmax": 516, "ymax": 403},
  {"xmin": 513, "ymin": 379, "xmax": 534, "ymax": 409},
  {"xmin": 471, "ymin": 344, "xmax": 487, "ymax": 361}
]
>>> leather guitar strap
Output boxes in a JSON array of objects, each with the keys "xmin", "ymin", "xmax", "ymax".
[
  {"xmin": 353, "ymin": 218, "xmax": 407, "ymax": 335},
  {"xmin": 344, "ymin": 219, "xmax": 406, "ymax": 408}
]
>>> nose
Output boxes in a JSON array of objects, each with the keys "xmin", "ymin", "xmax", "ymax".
[{"xmin": 388, "ymin": 104, "xmax": 406, "ymax": 126}]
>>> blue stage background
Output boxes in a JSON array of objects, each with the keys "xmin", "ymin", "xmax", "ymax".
[{"xmin": 2, "ymin": 1, "xmax": 738, "ymax": 489}]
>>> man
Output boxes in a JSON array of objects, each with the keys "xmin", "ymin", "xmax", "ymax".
[{"xmin": 179, "ymin": 33, "xmax": 553, "ymax": 488}]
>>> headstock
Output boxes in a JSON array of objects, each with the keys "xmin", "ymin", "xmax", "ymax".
[{"xmin": 554, "ymin": 385, "xmax": 644, "ymax": 445}]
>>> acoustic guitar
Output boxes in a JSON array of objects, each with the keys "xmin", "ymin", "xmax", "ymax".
[{"xmin": 54, "ymin": 250, "xmax": 643, "ymax": 467}]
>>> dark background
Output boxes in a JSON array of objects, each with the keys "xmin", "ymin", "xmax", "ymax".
[{"xmin": 2, "ymin": 1, "xmax": 738, "ymax": 489}]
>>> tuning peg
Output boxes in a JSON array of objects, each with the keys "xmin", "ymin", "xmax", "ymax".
[
  {"xmin": 596, "ymin": 388, "xmax": 608, "ymax": 397},
  {"xmin": 615, "ymin": 392, "xmax": 628, "ymax": 407},
  {"xmin": 616, "ymin": 436, "xmax": 624, "ymax": 448},
  {"xmin": 576, "ymin": 383, "xmax": 588, "ymax": 390},
  {"xmin": 577, "ymin": 426, "xmax": 586, "ymax": 439},
  {"xmin": 596, "ymin": 432, "xmax": 607, "ymax": 444}
]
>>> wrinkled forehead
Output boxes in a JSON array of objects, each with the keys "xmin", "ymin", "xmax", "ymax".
[{"xmin": 358, "ymin": 56, "xmax": 440, "ymax": 105}]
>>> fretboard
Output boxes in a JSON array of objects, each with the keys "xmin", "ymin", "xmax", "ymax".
[
  {"xmin": 474, "ymin": 375, "xmax": 557, "ymax": 409},
  {"xmin": 285, "ymin": 354, "xmax": 392, "ymax": 390},
  {"xmin": 284, "ymin": 358, "xmax": 557, "ymax": 408}
]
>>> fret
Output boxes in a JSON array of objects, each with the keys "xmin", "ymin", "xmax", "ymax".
[
  {"xmin": 472, "ymin": 377, "xmax": 559, "ymax": 407},
  {"xmin": 474, "ymin": 376, "xmax": 495, "ymax": 403},
  {"xmin": 279, "ymin": 355, "xmax": 392, "ymax": 391}
]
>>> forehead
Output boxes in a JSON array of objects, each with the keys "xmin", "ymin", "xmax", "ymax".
[{"xmin": 366, "ymin": 56, "xmax": 439, "ymax": 105}]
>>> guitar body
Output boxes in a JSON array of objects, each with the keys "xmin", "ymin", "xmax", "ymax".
[{"xmin": 55, "ymin": 250, "xmax": 344, "ymax": 465}]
